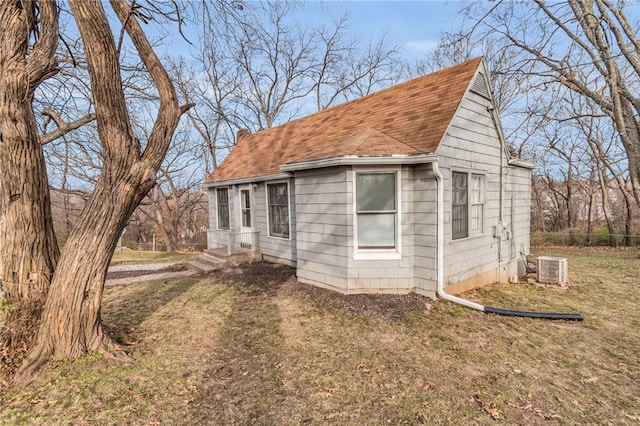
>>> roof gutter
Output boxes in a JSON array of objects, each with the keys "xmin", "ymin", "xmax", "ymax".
[
  {"xmin": 432, "ymin": 161, "xmax": 583, "ymax": 321},
  {"xmin": 280, "ymin": 153, "xmax": 438, "ymax": 172}
]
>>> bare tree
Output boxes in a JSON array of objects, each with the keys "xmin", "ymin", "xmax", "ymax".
[
  {"xmin": 136, "ymin": 128, "xmax": 205, "ymax": 252},
  {"xmin": 2, "ymin": 0, "xmax": 192, "ymax": 382},
  {"xmin": 465, "ymin": 0, "xmax": 640, "ymax": 207},
  {"xmin": 177, "ymin": 0, "xmax": 403, "ymax": 172}
]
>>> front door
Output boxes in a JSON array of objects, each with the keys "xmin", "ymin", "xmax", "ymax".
[{"xmin": 239, "ymin": 187, "xmax": 252, "ymax": 248}]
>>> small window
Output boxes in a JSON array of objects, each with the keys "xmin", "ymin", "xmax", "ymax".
[
  {"xmin": 470, "ymin": 174, "xmax": 484, "ymax": 232},
  {"xmin": 452, "ymin": 172, "xmax": 468, "ymax": 239},
  {"xmin": 240, "ymin": 189, "xmax": 251, "ymax": 227},
  {"xmin": 216, "ymin": 187, "xmax": 230, "ymax": 230},
  {"xmin": 356, "ymin": 172, "xmax": 397, "ymax": 249},
  {"xmin": 267, "ymin": 182, "xmax": 290, "ymax": 238}
]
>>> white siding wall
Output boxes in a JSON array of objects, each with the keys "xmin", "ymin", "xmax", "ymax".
[
  {"xmin": 295, "ymin": 165, "xmax": 437, "ymax": 295},
  {"xmin": 346, "ymin": 166, "xmax": 415, "ymax": 293},
  {"xmin": 506, "ymin": 166, "xmax": 532, "ymax": 276},
  {"xmin": 437, "ymin": 89, "xmax": 518, "ymax": 286},
  {"xmin": 255, "ymin": 179, "xmax": 297, "ymax": 265},
  {"xmin": 207, "ymin": 187, "xmax": 233, "ymax": 249},
  {"xmin": 207, "ymin": 182, "xmax": 296, "ymax": 265},
  {"xmin": 295, "ymin": 167, "xmax": 350, "ymax": 290},
  {"xmin": 412, "ymin": 165, "xmax": 438, "ymax": 295}
]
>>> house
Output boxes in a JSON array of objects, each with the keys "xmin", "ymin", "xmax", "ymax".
[{"xmin": 203, "ymin": 57, "xmax": 534, "ymax": 298}]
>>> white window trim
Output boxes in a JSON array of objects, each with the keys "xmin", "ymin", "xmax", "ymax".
[
  {"xmin": 265, "ymin": 180, "xmax": 292, "ymax": 240},
  {"xmin": 352, "ymin": 167, "xmax": 402, "ymax": 260},
  {"xmin": 216, "ymin": 186, "xmax": 230, "ymax": 231},
  {"xmin": 450, "ymin": 169, "xmax": 487, "ymax": 242},
  {"xmin": 238, "ymin": 185, "xmax": 252, "ymax": 229},
  {"xmin": 470, "ymin": 173, "xmax": 485, "ymax": 233}
]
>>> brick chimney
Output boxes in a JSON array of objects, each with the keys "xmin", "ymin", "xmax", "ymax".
[{"xmin": 236, "ymin": 129, "xmax": 251, "ymax": 142}]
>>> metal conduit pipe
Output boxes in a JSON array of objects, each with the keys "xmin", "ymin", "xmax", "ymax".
[{"xmin": 432, "ymin": 161, "xmax": 583, "ymax": 321}]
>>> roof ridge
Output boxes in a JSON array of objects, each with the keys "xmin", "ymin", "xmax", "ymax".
[{"xmin": 242, "ymin": 57, "xmax": 483, "ymax": 138}]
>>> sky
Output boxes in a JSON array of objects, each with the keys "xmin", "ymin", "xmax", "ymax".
[
  {"xmin": 291, "ymin": 1, "xmax": 465, "ymax": 62},
  {"xmin": 152, "ymin": 1, "xmax": 467, "ymax": 65}
]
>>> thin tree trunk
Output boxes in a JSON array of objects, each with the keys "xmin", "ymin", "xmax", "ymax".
[
  {"xmin": 586, "ymin": 190, "xmax": 594, "ymax": 246},
  {"xmin": 154, "ymin": 190, "xmax": 174, "ymax": 252},
  {"xmin": 623, "ymin": 189, "xmax": 633, "ymax": 247}
]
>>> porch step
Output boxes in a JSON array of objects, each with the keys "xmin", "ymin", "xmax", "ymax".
[
  {"xmin": 187, "ymin": 253, "xmax": 226, "ymax": 273},
  {"xmin": 204, "ymin": 248, "xmax": 230, "ymax": 259}
]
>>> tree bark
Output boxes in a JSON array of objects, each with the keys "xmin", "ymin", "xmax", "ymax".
[{"xmin": 0, "ymin": 0, "xmax": 60, "ymax": 364}]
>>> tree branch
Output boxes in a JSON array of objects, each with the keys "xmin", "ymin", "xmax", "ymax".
[
  {"xmin": 26, "ymin": 1, "xmax": 60, "ymax": 89},
  {"xmin": 40, "ymin": 109, "xmax": 96, "ymax": 145}
]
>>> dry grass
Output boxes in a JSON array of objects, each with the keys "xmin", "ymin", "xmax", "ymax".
[{"xmin": 1, "ymin": 247, "xmax": 639, "ymax": 424}]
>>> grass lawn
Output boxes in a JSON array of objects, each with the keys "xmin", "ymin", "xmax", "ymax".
[{"xmin": 1, "ymin": 247, "xmax": 639, "ymax": 424}]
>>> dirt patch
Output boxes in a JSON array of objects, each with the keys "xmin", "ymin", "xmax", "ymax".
[
  {"xmin": 215, "ymin": 262, "xmax": 430, "ymax": 321},
  {"xmin": 286, "ymin": 279, "xmax": 430, "ymax": 320}
]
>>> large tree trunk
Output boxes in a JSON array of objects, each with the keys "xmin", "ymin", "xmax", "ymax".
[
  {"xmin": 0, "ymin": 0, "xmax": 60, "ymax": 367},
  {"xmin": 17, "ymin": 171, "xmax": 155, "ymax": 378},
  {"xmin": 15, "ymin": 0, "xmax": 191, "ymax": 381}
]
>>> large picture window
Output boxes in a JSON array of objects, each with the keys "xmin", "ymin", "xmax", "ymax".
[
  {"xmin": 452, "ymin": 171, "xmax": 485, "ymax": 240},
  {"xmin": 216, "ymin": 187, "xmax": 230, "ymax": 230},
  {"xmin": 267, "ymin": 182, "xmax": 290, "ymax": 238},
  {"xmin": 356, "ymin": 172, "xmax": 397, "ymax": 249}
]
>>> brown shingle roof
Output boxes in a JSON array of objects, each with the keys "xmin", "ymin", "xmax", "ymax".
[{"xmin": 207, "ymin": 57, "xmax": 482, "ymax": 183}]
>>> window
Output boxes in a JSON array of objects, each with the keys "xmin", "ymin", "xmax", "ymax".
[
  {"xmin": 452, "ymin": 171, "xmax": 485, "ymax": 240},
  {"xmin": 452, "ymin": 172, "xmax": 468, "ymax": 239},
  {"xmin": 470, "ymin": 174, "xmax": 484, "ymax": 232},
  {"xmin": 267, "ymin": 182, "xmax": 290, "ymax": 238},
  {"xmin": 216, "ymin": 187, "xmax": 230, "ymax": 229},
  {"xmin": 356, "ymin": 172, "xmax": 397, "ymax": 249},
  {"xmin": 240, "ymin": 189, "xmax": 251, "ymax": 227}
]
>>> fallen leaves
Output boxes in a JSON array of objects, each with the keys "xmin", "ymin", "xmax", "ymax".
[
  {"xmin": 473, "ymin": 393, "xmax": 503, "ymax": 420},
  {"xmin": 506, "ymin": 399, "xmax": 563, "ymax": 420}
]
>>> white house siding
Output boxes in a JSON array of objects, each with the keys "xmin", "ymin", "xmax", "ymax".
[
  {"xmin": 254, "ymin": 179, "xmax": 297, "ymax": 266},
  {"xmin": 505, "ymin": 165, "xmax": 532, "ymax": 276},
  {"xmin": 437, "ymin": 88, "xmax": 517, "ymax": 289},
  {"xmin": 207, "ymin": 187, "xmax": 234, "ymax": 249},
  {"xmin": 295, "ymin": 165, "xmax": 437, "ymax": 295},
  {"xmin": 411, "ymin": 164, "xmax": 438, "ymax": 298},
  {"xmin": 345, "ymin": 166, "xmax": 415, "ymax": 294},
  {"xmin": 294, "ymin": 167, "xmax": 351, "ymax": 290}
]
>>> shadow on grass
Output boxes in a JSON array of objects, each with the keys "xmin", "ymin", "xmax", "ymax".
[
  {"xmin": 188, "ymin": 262, "xmax": 295, "ymax": 424},
  {"xmin": 102, "ymin": 277, "xmax": 200, "ymax": 344}
]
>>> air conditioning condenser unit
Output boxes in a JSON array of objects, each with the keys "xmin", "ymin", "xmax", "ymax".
[{"xmin": 537, "ymin": 256, "xmax": 569, "ymax": 285}]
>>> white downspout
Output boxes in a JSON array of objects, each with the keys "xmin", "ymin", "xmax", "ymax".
[{"xmin": 433, "ymin": 161, "xmax": 484, "ymax": 312}]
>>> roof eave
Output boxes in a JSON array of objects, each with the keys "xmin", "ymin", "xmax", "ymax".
[
  {"xmin": 280, "ymin": 153, "xmax": 439, "ymax": 172},
  {"xmin": 204, "ymin": 172, "xmax": 292, "ymax": 188},
  {"xmin": 508, "ymin": 159, "xmax": 536, "ymax": 169}
]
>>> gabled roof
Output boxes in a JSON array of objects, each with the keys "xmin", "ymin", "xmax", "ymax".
[{"xmin": 208, "ymin": 57, "xmax": 483, "ymax": 183}]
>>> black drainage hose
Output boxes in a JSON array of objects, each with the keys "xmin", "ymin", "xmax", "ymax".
[{"xmin": 484, "ymin": 306, "xmax": 584, "ymax": 321}]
